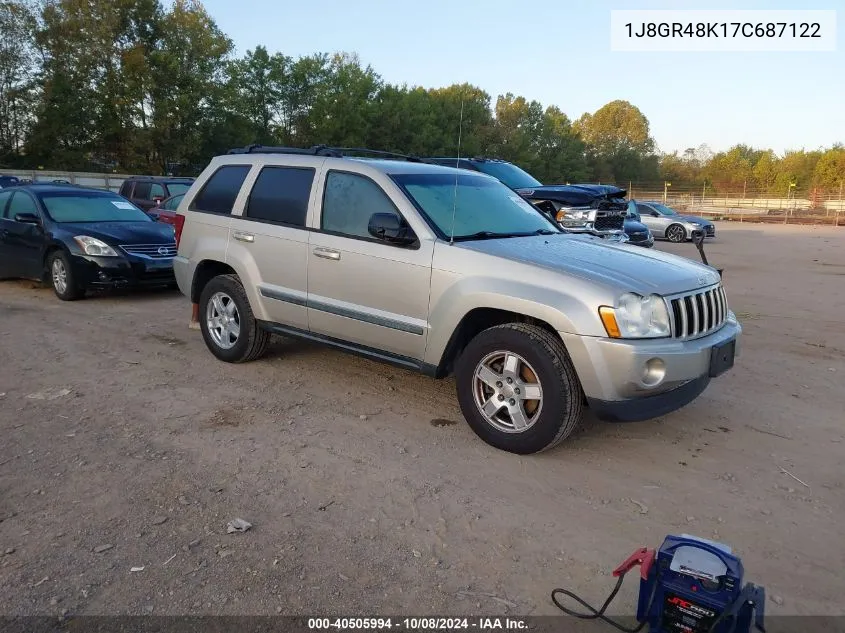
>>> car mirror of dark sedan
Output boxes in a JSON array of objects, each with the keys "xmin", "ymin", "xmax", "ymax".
[{"xmin": 14, "ymin": 213, "xmax": 41, "ymax": 225}]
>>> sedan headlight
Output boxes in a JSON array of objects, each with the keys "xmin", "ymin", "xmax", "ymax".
[
  {"xmin": 599, "ymin": 293, "xmax": 671, "ymax": 339},
  {"xmin": 73, "ymin": 235, "xmax": 119, "ymax": 257}
]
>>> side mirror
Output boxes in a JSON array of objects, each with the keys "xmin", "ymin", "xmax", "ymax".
[
  {"xmin": 367, "ymin": 213, "xmax": 416, "ymax": 246},
  {"xmin": 15, "ymin": 213, "xmax": 40, "ymax": 225}
]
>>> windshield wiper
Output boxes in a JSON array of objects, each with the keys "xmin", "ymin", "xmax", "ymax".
[{"xmin": 453, "ymin": 229, "xmax": 560, "ymax": 242}]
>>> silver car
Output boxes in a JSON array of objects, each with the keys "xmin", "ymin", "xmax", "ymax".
[
  {"xmin": 172, "ymin": 146, "xmax": 740, "ymax": 455},
  {"xmin": 630, "ymin": 201, "xmax": 715, "ymax": 243}
]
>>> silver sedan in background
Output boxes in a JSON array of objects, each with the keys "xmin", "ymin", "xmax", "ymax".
[{"xmin": 629, "ymin": 201, "xmax": 715, "ymax": 243}]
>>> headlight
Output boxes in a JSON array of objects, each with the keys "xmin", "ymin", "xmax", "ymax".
[
  {"xmin": 73, "ymin": 236, "xmax": 119, "ymax": 257},
  {"xmin": 688, "ymin": 221, "xmax": 702, "ymax": 227},
  {"xmin": 556, "ymin": 208, "xmax": 593, "ymax": 228},
  {"xmin": 598, "ymin": 293, "xmax": 671, "ymax": 339}
]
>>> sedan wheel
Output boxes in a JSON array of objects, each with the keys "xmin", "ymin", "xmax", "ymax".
[{"xmin": 666, "ymin": 223, "xmax": 687, "ymax": 243}]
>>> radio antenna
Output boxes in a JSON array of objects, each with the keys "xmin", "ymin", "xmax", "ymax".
[{"xmin": 448, "ymin": 98, "xmax": 465, "ymax": 245}]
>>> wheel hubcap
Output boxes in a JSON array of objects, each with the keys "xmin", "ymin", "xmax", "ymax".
[
  {"xmin": 669, "ymin": 226, "xmax": 683, "ymax": 241},
  {"xmin": 206, "ymin": 291, "xmax": 241, "ymax": 350},
  {"xmin": 52, "ymin": 259, "xmax": 67, "ymax": 294},
  {"xmin": 472, "ymin": 351, "xmax": 543, "ymax": 433}
]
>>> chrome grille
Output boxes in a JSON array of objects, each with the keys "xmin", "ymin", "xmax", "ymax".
[
  {"xmin": 593, "ymin": 213, "xmax": 625, "ymax": 232},
  {"xmin": 120, "ymin": 243, "xmax": 177, "ymax": 258},
  {"xmin": 669, "ymin": 284, "xmax": 728, "ymax": 339}
]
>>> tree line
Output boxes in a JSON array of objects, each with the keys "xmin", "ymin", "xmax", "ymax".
[{"xmin": 1, "ymin": 0, "xmax": 843, "ymax": 196}]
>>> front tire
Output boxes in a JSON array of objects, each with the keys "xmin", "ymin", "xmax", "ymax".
[
  {"xmin": 48, "ymin": 251, "xmax": 84, "ymax": 301},
  {"xmin": 455, "ymin": 323, "xmax": 584, "ymax": 454},
  {"xmin": 199, "ymin": 274, "xmax": 270, "ymax": 363},
  {"xmin": 666, "ymin": 223, "xmax": 687, "ymax": 243}
]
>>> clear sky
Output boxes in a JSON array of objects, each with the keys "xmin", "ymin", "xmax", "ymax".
[{"xmin": 201, "ymin": 0, "xmax": 844, "ymax": 156}]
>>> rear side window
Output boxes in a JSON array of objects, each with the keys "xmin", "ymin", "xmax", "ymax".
[
  {"xmin": 245, "ymin": 167, "xmax": 314, "ymax": 227},
  {"xmin": 150, "ymin": 183, "xmax": 166, "ymax": 198},
  {"xmin": 119, "ymin": 181, "xmax": 132, "ymax": 197},
  {"xmin": 192, "ymin": 165, "xmax": 251, "ymax": 215}
]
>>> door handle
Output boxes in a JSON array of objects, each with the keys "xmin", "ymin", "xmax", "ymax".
[
  {"xmin": 313, "ymin": 247, "xmax": 341, "ymax": 261},
  {"xmin": 233, "ymin": 231, "xmax": 254, "ymax": 243}
]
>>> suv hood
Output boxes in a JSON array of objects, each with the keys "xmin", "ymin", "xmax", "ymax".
[{"xmin": 457, "ymin": 234, "xmax": 719, "ymax": 296}]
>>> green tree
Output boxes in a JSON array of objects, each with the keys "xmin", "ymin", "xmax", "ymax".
[
  {"xmin": 751, "ymin": 150, "xmax": 779, "ymax": 193},
  {"xmin": 812, "ymin": 146, "xmax": 845, "ymax": 191},
  {"xmin": 574, "ymin": 100, "xmax": 657, "ymax": 182},
  {"xmin": 148, "ymin": 0, "xmax": 233, "ymax": 172},
  {"xmin": 0, "ymin": 0, "xmax": 37, "ymax": 164}
]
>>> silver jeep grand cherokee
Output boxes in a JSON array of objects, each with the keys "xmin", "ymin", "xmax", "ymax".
[{"xmin": 171, "ymin": 146, "xmax": 740, "ymax": 455}]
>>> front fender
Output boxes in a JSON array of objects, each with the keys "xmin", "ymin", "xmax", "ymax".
[{"xmin": 423, "ymin": 269, "xmax": 609, "ymax": 367}]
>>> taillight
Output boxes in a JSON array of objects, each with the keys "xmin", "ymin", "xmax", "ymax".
[{"xmin": 173, "ymin": 213, "xmax": 186, "ymax": 248}]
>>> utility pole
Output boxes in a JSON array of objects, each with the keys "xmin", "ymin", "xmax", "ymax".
[{"xmin": 663, "ymin": 181, "xmax": 671, "ymax": 204}]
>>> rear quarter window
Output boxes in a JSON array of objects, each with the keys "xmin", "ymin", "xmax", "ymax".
[
  {"xmin": 191, "ymin": 165, "xmax": 252, "ymax": 215},
  {"xmin": 245, "ymin": 167, "xmax": 315, "ymax": 227}
]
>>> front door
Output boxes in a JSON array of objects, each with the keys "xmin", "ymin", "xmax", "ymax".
[
  {"xmin": 307, "ymin": 169, "xmax": 433, "ymax": 363},
  {"xmin": 1, "ymin": 191, "xmax": 45, "ymax": 279},
  {"xmin": 0, "ymin": 190, "xmax": 14, "ymax": 277}
]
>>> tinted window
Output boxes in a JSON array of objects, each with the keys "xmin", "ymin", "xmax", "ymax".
[
  {"xmin": 39, "ymin": 192, "xmax": 151, "ymax": 223},
  {"xmin": 119, "ymin": 181, "xmax": 132, "ymax": 196},
  {"xmin": 472, "ymin": 161, "xmax": 542, "ymax": 189},
  {"xmin": 0, "ymin": 190, "xmax": 13, "ymax": 216},
  {"xmin": 246, "ymin": 167, "xmax": 314, "ymax": 227},
  {"xmin": 192, "ymin": 165, "xmax": 251, "ymax": 215},
  {"xmin": 321, "ymin": 172, "xmax": 401, "ymax": 239},
  {"xmin": 8, "ymin": 192, "xmax": 38, "ymax": 217},
  {"xmin": 150, "ymin": 183, "xmax": 166, "ymax": 198},
  {"xmin": 133, "ymin": 182, "xmax": 151, "ymax": 199}
]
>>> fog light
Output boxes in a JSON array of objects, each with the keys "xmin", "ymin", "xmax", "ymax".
[
  {"xmin": 642, "ymin": 358, "xmax": 666, "ymax": 387},
  {"xmin": 98, "ymin": 272, "xmax": 110, "ymax": 281}
]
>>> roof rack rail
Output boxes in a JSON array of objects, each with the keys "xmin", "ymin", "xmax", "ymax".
[
  {"xmin": 227, "ymin": 144, "xmax": 343, "ymax": 157},
  {"xmin": 330, "ymin": 148, "xmax": 430, "ymax": 163},
  {"xmin": 226, "ymin": 145, "xmax": 429, "ymax": 163}
]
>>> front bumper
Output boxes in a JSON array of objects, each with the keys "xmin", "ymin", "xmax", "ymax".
[
  {"xmin": 71, "ymin": 254, "xmax": 175, "ymax": 289},
  {"xmin": 560, "ymin": 313, "xmax": 741, "ymax": 422},
  {"xmin": 627, "ymin": 233, "xmax": 654, "ymax": 248}
]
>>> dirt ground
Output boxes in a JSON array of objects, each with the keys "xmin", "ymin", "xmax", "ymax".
[{"xmin": 1, "ymin": 223, "xmax": 844, "ymax": 620}]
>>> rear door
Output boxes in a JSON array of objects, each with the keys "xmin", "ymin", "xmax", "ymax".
[
  {"xmin": 1, "ymin": 191, "xmax": 44, "ymax": 279},
  {"xmin": 306, "ymin": 169, "xmax": 433, "ymax": 362},
  {"xmin": 227, "ymin": 162, "xmax": 316, "ymax": 331}
]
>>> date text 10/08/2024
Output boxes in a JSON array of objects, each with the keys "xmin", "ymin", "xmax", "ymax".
[{"xmin": 307, "ymin": 618, "xmax": 528, "ymax": 631}]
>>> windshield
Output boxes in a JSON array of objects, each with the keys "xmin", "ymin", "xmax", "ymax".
[
  {"xmin": 38, "ymin": 192, "xmax": 152, "ymax": 223},
  {"xmin": 648, "ymin": 202, "xmax": 678, "ymax": 216},
  {"xmin": 471, "ymin": 161, "xmax": 543, "ymax": 190},
  {"xmin": 392, "ymin": 172, "xmax": 559, "ymax": 241},
  {"xmin": 166, "ymin": 182, "xmax": 191, "ymax": 196}
]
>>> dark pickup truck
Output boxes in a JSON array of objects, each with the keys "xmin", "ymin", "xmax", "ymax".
[{"xmin": 427, "ymin": 157, "xmax": 653, "ymax": 248}]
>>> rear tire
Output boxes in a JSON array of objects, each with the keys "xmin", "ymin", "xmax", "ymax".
[
  {"xmin": 455, "ymin": 323, "xmax": 584, "ymax": 454},
  {"xmin": 666, "ymin": 223, "xmax": 687, "ymax": 243},
  {"xmin": 48, "ymin": 251, "xmax": 84, "ymax": 301},
  {"xmin": 199, "ymin": 274, "xmax": 270, "ymax": 363}
]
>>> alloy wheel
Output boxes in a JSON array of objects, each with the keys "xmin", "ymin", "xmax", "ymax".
[{"xmin": 472, "ymin": 350, "xmax": 543, "ymax": 433}]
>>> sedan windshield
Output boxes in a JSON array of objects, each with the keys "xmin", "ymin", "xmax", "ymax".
[
  {"xmin": 649, "ymin": 202, "xmax": 678, "ymax": 216},
  {"xmin": 472, "ymin": 161, "xmax": 543, "ymax": 190},
  {"xmin": 392, "ymin": 172, "xmax": 559, "ymax": 241},
  {"xmin": 38, "ymin": 192, "xmax": 152, "ymax": 223}
]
